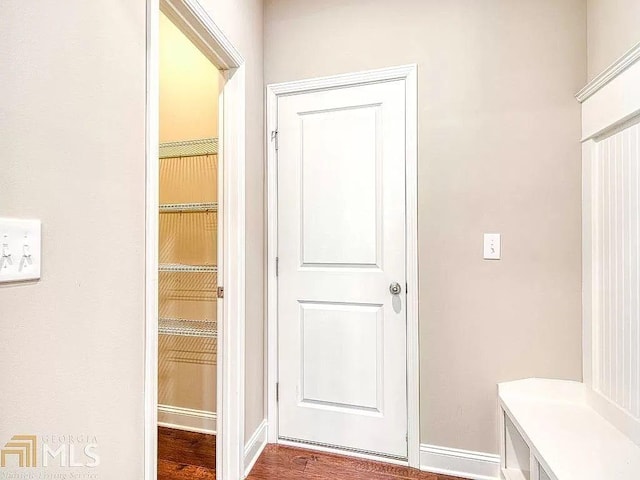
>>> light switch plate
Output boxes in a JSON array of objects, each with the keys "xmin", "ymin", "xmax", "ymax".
[
  {"xmin": 484, "ymin": 233, "xmax": 501, "ymax": 260},
  {"xmin": 0, "ymin": 218, "xmax": 42, "ymax": 283}
]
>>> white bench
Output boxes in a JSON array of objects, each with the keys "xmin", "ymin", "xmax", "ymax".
[{"xmin": 498, "ymin": 378, "xmax": 640, "ymax": 480}]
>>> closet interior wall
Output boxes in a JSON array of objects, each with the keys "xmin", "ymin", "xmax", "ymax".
[{"xmin": 158, "ymin": 11, "xmax": 221, "ymax": 433}]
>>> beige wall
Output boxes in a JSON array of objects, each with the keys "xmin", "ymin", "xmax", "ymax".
[
  {"xmin": 0, "ymin": 1, "xmax": 264, "ymax": 478},
  {"xmin": 265, "ymin": 0, "xmax": 585, "ymax": 454},
  {"xmin": 0, "ymin": 1, "xmax": 146, "ymax": 477},
  {"xmin": 587, "ymin": 0, "xmax": 640, "ymax": 80},
  {"xmin": 159, "ymin": 12, "xmax": 220, "ymax": 143},
  {"xmin": 198, "ymin": 0, "xmax": 266, "ymax": 441}
]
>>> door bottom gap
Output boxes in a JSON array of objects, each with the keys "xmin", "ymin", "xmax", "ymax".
[{"xmin": 278, "ymin": 436, "xmax": 407, "ymax": 462}]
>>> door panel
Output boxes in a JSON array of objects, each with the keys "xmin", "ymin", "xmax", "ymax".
[
  {"xmin": 300, "ymin": 105, "xmax": 381, "ymax": 267},
  {"xmin": 300, "ymin": 301, "xmax": 383, "ymax": 412},
  {"xmin": 277, "ymin": 79, "xmax": 407, "ymax": 458}
]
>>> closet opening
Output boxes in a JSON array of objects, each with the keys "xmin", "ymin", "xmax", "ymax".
[
  {"xmin": 156, "ymin": 11, "xmax": 223, "ymax": 479},
  {"xmin": 146, "ymin": 1, "xmax": 246, "ymax": 477}
]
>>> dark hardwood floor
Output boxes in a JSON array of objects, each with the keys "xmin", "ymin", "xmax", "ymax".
[
  {"xmin": 247, "ymin": 444, "xmax": 467, "ymax": 480},
  {"xmin": 158, "ymin": 427, "xmax": 468, "ymax": 480},
  {"xmin": 158, "ymin": 426, "xmax": 216, "ymax": 480}
]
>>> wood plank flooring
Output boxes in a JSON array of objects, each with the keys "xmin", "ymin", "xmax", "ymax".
[
  {"xmin": 158, "ymin": 426, "xmax": 216, "ymax": 480},
  {"xmin": 158, "ymin": 427, "xmax": 468, "ymax": 480},
  {"xmin": 247, "ymin": 444, "xmax": 468, "ymax": 480}
]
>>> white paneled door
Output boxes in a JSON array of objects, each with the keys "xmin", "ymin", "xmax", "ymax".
[{"xmin": 276, "ymin": 80, "xmax": 408, "ymax": 458}]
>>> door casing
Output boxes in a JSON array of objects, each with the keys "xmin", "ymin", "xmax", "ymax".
[
  {"xmin": 145, "ymin": 1, "xmax": 247, "ymax": 480},
  {"xmin": 265, "ymin": 64, "xmax": 419, "ymax": 468}
]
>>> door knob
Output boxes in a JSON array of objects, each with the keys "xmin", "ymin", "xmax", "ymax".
[{"xmin": 389, "ymin": 282, "xmax": 402, "ymax": 295}]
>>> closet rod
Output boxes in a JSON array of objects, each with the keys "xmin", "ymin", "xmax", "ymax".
[{"xmin": 159, "ymin": 138, "xmax": 218, "ymax": 158}]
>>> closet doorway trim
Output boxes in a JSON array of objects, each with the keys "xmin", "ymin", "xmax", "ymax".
[{"xmin": 145, "ymin": 2, "xmax": 246, "ymax": 480}]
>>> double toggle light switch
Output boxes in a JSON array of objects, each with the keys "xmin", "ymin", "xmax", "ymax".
[{"xmin": 0, "ymin": 218, "xmax": 41, "ymax": 283}]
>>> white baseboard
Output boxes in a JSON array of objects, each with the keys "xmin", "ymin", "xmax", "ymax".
[
  {"xmin": 420, "ymin": 444, "xmax": 500, "ymax": 480},
  {"xmin": 157, "ymin": 404, "xmax": 217, "ymax": 435},
  {"xmin": 244, "ymin": 419, "xmax": 268, "ymax": 478}
]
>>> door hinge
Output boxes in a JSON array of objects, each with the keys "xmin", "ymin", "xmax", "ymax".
[
  {"xmin": 271, "ymin": 130, "xmax": 279, "ymax": 151},
  {"xmin": 406, "ymin": 283, "xmax": 408, "ymax": 295},
  {"xmin": 276, "ymin": 256, "xmax": 279, "ymax": 277},
  {"xmin": 276, "ymin": 383, "xmax": 279, "ymax": 402},
  {"xmin": 217, "ymin": 286, "xmax": 224, "ymax": 299}
]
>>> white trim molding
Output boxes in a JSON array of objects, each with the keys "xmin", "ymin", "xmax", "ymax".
[
  {"xmin": 145, "ymin": 2, "xmax": 246, "ymax": 480},
  {"xmin": 265, "ymin": 84, "xmax": 279, "ymax": 444},
  {"xmin": 160, "ymin": 0, "xmax": 242, "ymax": 69},
  {"xmin": 144, "ymin": 3, "xmax": 160, "ymax": 480},
  {"xmin": 404, "ymin": 63, "xmax": 420, "ymax": 470},
  {"xmin": 420, "ymin": 444, "xmax": 500, "ymax": 480},
  {"xmin": 265, "ymin": 64, "xmax": 420, "ymax": 467},
  {"xmin": 581, "ymin": 140, "xmax": 594, "ymax": 388},
  {"xmin": 158, "ymin": 405, "xmax": 217, "ymax": 435},
  {"xmin": 268, "ymin": 64, "xmax": 419, "ymax": 96},
  {"xmin": 217, "ymin": 63, "xmax": 248, "ymax": 480},
  {"xmin": 244, "ymin": 420, "xmax": 268, "ymax": 478},
  {"xmin": 578, "ymin": 42, "xmax": 640, "ymax": 140},
  {"xmin": 576, "ymin": 41, "xmax": 640, "ymax": 103}
]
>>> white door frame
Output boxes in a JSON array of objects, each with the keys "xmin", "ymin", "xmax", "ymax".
[
  {"xmin": 265, "ymin": 64, "xmax": 420, "ymax": 468},
  {"xmin": 145, "ymin": 1, "xmax": 246, "ymax": 480}
]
